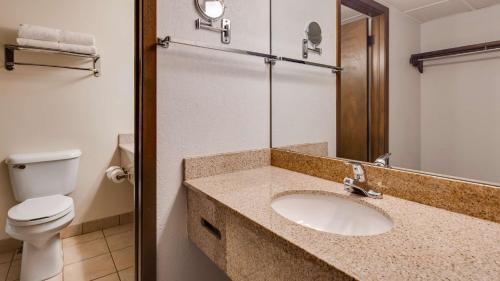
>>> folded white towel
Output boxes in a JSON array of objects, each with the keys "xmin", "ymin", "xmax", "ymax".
[
  {"xmin": 18, "ymin": 24, "xmax": 61, "ymax": 42},
  {"xmin": 17, "ymin": 38, "xmax": 60, "ymax": 50},
  {"xmin": 59, "ymin": 43, "xmax": 97, "ymax": 55},
  {"xmin": 60, "ymin": 30, "xmax": 95, "ymax": 46}
]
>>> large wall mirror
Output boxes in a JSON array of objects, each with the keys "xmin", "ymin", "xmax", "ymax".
[{"xmin": 271, "ymin": 0, "xmax": 500, "ymax": 186}]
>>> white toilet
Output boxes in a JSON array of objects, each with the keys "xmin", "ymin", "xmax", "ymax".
[{"xmin": 5, "ymin": 150, "xmax": 81, "ymax": 281}]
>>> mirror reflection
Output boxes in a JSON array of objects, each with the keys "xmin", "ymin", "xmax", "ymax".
[
  {"xmin": 307, "ymin": 22, "xmax": 322, "ymax": 46},
  {"xmin": 272, "ymin": 0, "xmax": 500, "ymax": 186},
  {"xmin": 195, "ymin": 0, "xmax": 225, "ymax": 20}
]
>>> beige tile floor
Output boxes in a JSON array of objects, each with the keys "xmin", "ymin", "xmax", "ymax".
[{"xmin": 0, "ymin": 224, "xmax": 134, "ymax": 281}]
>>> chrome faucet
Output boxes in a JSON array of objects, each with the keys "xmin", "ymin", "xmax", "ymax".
[
  {"xmin": 343, "ymin": 161, "xmax": 383, "ymax": 199},
  {"xmin": 374, "ymin": 153, "xmax": 392, "ymax": 167}
]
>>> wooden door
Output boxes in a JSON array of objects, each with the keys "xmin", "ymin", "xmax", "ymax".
[{"xmin": 338, "ymin": 19, "xmax": 368, "ymax": 161}]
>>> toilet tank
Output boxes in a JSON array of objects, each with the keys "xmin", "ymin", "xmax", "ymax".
[{"xmin": 5, "ymin": 150, "xmax": 81, "ymax": 202}]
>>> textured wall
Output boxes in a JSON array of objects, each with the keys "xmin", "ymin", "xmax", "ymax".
[{"xmin": 156, "ymin": 0, "xmax": 270, "ymax": 280}]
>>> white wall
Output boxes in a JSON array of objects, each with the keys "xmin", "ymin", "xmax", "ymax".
[
  {"xmin": 271, "ymin": 0, "xmax": 338, "ymax": 157},
  {"xmin": 0, "ymin": 0, "xmax": 135, "ymax": 240},
  {"xmin": 386, "ymin": 4, "xmax": 422, "ymax": 170},
  {"xmin": 420, "ymin": 4, "xmax": 500, "ymax": 184},
  {"xmin": 156, "ymin": 0, "xmax": 270, "ymax": 280}
]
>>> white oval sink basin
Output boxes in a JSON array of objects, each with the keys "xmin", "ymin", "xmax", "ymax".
[{"xmin": 271, "ymin": 193, "xmax": 393, "ymax": 236}]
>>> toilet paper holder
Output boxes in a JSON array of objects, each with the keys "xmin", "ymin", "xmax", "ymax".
[{"xmin": 105, "ymin": 166, "xmax": 131, "ymax": 183}]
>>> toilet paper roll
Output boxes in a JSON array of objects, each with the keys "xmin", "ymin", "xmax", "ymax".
[{"xmin": 106, "ymin": 166, "xmax": 126, "ymax": 183}]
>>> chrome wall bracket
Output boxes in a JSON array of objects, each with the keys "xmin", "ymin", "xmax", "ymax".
[
  {"xmin": 195, "ymin": 18, "xmax": 231, "ymax": 44},
  {"xmin": 157, "ymin": 36, "xmax": 170, "ymax": 48},
  {"xmin": 264, "ymin": 58, "xmax": 277, "ymax": 66},
  {"xmin": 302, "ymin": 39, "xmax": 322, "ymax": 59}
]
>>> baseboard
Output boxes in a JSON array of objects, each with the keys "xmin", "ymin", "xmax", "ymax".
[{"xmin": 61, "ymin": 212, "xmax": 134, "ymax": 239}]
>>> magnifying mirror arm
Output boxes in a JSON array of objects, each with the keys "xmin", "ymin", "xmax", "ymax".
[
  {"xmin": 196, "ymin": 19, "xmax": 223, "ymax": 32},
  {"xmin": 310, "ymin": 45, "xmax": 322, "ymax": 55},
  {"xmin": 195, "ymin": 18, "xmax": 231, "ymax": 44},
  {"xmin": 303, "ymin": 39, "xmax": 322, "ymax": 59}
]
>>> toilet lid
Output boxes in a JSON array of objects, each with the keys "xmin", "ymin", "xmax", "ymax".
[{"xmin": 8, "ymin": 195, "xmax": 73, "ymax": 224}]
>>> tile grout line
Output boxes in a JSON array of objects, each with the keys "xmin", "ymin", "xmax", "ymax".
[
  {"xmin": 114, "ymin": 265, "xmax": 133, "ymax": 281},
  {"xmin": 61, "ymin": 240, "xmax": 65, "ymax": 281},
  {"xmin": 62, "ymin": 226, "xmax": 132, "ymax": 265},
  {"xmin": 102, "ymin": 231, "xmax": 121, "ymax": 281},
  {"xmin": 8, "ymin": 224, "xmax": 132, "ymax": 281},
  {"xmin": 89, "ymin": 271, "xmax": 117, "ymax": 281},
  {"xmin": 4, "ymin": 251, "xmax": 15, "ymax": 281},
  {"xmin": 102, "ymin": 225, "xmax": 133, "ymax": 238},
  {"xmin": 62, "ymin": 234, "xmax": 104, "ymax": 250},
  {"xmin": 63, "ymin": 223, "xmax": 131, "ymax": 249},
  {"xmin": 62, "ymin": 233, "xmax": 110, "ymax": 266},
  {"xmin": 108, "ymin": 245, "xmax": 133, "ymax": 254},
  {"xmin": 117, "ymin": 265, "xmax": 133, "ymax": 275},
  {"xmin": 63, "ymin": 252, "xmax": 110, "ymax": 267}
]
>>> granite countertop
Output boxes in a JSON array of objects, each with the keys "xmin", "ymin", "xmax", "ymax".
[{"xmin": 185, "ymin": 166, "xmax": 500, "ymax": 281}]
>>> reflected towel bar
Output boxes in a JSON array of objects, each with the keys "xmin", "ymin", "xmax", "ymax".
[
  {"xmin": 157, "ymin": 36, "xmax": 343, "ymax": 73},
  {"xmin": 410, "ymin": 39, "xmax": 500, "ymax": 73}
]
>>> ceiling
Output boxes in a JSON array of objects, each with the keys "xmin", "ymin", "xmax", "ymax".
[{"xmin": 341, "ymin": 0, "xmax": 500, "ymax": 23}]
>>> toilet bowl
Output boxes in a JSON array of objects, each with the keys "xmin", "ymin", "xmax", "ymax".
[
  {"xmin": 4, "ymin": 149, "xmax": 81, "ymax": 281},
  {"xmin": 6, "ymin": 195, "xmax": 75, "ymax": 281}
]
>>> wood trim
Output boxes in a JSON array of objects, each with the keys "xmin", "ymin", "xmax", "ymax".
[
  {"xmin": 341, "ymin": 0, "xmax": 388, "ymax": 17},
  {"xmin": 369, "ymin": 14, "xmax": 389, "ymax": 161},
  {"xmin": 136, "ymin": 0, "xmax": 157, "ymax": 280},
  {"xmin": 336, "ymin": 0, "xmax": 341, "ymax": 156},
  {"xmin": 337, "ymin": 0, "xmax": 389, "ymax": 161}
]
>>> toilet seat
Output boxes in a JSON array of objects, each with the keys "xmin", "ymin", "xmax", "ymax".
[{"xmin": 8, "ymin": 195, "xmax": 73, "ymax": 226}]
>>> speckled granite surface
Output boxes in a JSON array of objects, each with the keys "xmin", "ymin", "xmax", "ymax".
[
  {"xmin": 184, "ymin": 149, "xmax": 270, "ymax": 180},
  {"xmin": 185, "ymin": 166, "xmax": 500, "ymax": 281},
  {"xmin": 272, "ymin": 149, "xmax": 500, "ymax": 223},
  {"xmin": 278, "ymin": 142, "xmax": 329, "ymax": 157}
]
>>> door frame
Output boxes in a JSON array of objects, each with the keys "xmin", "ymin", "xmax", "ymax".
[
  {"xmin": 336, "ymin": 0, "xmax": 389, "ymax": 162},
  {"xmin": 135, "ymin": 0, "xmax": 157, "ymax": 280}
]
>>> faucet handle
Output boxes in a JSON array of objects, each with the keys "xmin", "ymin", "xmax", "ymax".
[
  {"xmin": 343, "ymin": 177, "xmax": 355, "ymax": 192},
  {"xmin": 374, "ymin": 153, "xmax": 392, "ymax": 167},
  {"xmin": 378, "ymin": 152, "xmax": 392, "ymax": 160},
  {"xmin": 345, "ymin": 161, "xmax": 366, "ymax": 182}
]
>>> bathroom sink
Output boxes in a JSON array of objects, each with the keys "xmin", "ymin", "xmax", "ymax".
[{"xmin": 271, "ymin": 193, "xmax": 393, "ymax": 236}]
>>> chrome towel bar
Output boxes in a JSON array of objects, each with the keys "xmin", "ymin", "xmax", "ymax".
[{"xmin": 157, "ymin": 36, "xmax": 343, "ymax": 73}]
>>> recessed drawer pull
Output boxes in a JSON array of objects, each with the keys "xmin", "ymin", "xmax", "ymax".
[{"xmin": 201, "ymin": 218, "xmax": 221, "ymax": 240}]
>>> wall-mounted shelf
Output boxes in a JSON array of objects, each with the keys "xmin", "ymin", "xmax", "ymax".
[
  {"xmin": 4, "ymin": 44, "xmax": 101, "ymax": 77},
  {"xmin": 410, "ymin": 40, "xmax": 500, "ymax": 73}
]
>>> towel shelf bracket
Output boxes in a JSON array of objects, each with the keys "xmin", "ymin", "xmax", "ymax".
[{"xmin": 4, "ymin": 44, "xmax": 101, "ymax": 77}]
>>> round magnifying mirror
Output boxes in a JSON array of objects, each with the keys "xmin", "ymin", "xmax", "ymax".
[
  {"xmin": 307, "ymin": 22, "xmax": 322, "ymax": 46},
  {"xmin": 195, "ymin": 0, "xmax": 226, "ymax": 21}
]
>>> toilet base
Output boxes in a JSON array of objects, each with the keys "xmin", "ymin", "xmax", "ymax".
[{"xmin": 20, "ymin": 235, "xmax": 63, "ymax": 281}]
